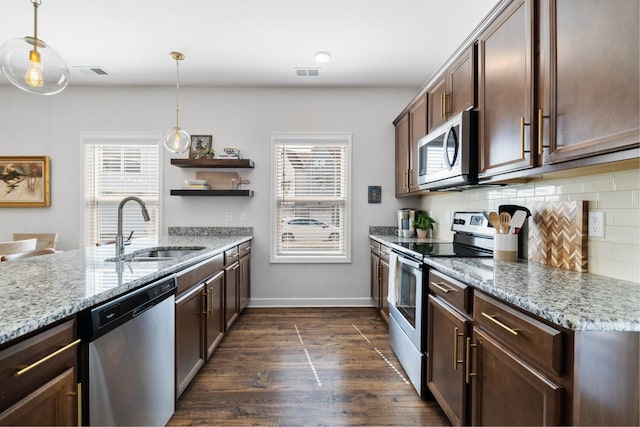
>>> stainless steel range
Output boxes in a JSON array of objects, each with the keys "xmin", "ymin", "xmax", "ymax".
[{"xmin": 387, "ymin": 211, "xmax": 494, "ymax": 397}]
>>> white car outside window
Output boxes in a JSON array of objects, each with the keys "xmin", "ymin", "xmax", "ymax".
[{"xmin": 281, "ymin": 218, "xmax": 340, "ymax": 242}]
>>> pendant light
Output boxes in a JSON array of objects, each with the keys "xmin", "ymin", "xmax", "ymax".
[
  {"xmin": 0, "ymin": 0, "xmax": 69, "ymax": 95},
  {"xmin": 163, "ymin": 52, "xmax": 191, "ymax": 153}
]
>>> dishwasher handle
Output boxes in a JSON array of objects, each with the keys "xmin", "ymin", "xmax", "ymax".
[{"xmin": 132, "ymin": 300, "xmax": 156, "ymax": 317}]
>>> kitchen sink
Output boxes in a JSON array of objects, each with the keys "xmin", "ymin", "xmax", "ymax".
[{"xmin": 106, "ymin": 246, "xmax": 206, "ymax": 262}]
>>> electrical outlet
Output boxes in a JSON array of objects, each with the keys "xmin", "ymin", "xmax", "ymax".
[
  {"xmin": 226, "ymin": 211, "xmax": 233, "ymax": 221},
  {"xmin": 240, "ymin": 211, "xmax": 247, "ymax": 221},
  {"xmin": 588, "ymin": 211, "xmax": 605, "ymax": 237}
]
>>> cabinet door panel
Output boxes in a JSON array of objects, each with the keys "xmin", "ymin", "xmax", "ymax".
[
  {"xmin": 409, "ymin": 95, "xmax": 427, "ymax": 192},
  {"xmin": 0, "ymin": 367, "xmax": 76, "ymax": 426},
  {"xmin": 428, "ymin": 77, "xmax": 447, "ymax": 132},
  {"xmin": 539, "ymin": 0, "xmax": 640, "ymax": 164},
  {"xmin": 478, "ymin": 0, "xmax": 535, "ymax": 177},
  {"xmin": 239, "ymin": 254, "xmax": 251, "ymax": 312},
  {"xmin": 428, "ymin": 296, "xmax": 469, "ymax": 426},
  {"xmin": 175, "ymin": 285, "xmax": 205, "ymax": 399},
  {"xmin": 449, "ymin": 47, "xmax": 475, "ymax": 117},
  {"xmin": 205, "ymin": 272, "xmax": 225, "ymax": 360},
  {"xmin": 224, "ymin": 264, "xmax": 239, "ymax": 331},
  {"xmin": 380, "ymin": 259, "xmax": 389, "ymax": 323},
  {"xmin": 395, "ymin": 113, "xmax": 410, "ymax": 196},
  {"xmin": 370, "ymin": 252, "xmax": 380, "ymax": 309},
  {"xmin": 471, "ymin": 328, "xmax": 562, "ymax": 426}
]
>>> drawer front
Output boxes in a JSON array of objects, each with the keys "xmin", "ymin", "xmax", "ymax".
[
  {"xmin": 177, "ymin": 253, "xmax": 224, "ymax": 295},
  {"xmin": 369, "ymin": 239, "xmax": 381, "ymax": 256},
  {"xmin": 429, "ymin": 269, "xmax": 471, "ymax": 314},
  {"xmin": 0, "ymin": 318, "xmax": 78, "ymax": 412},
  {"xmin": 378, "ymin": 244, "xmax": 390, "ymax": 263},
  {"xmin": 239, "ymin": 241, "xmax": 251, "ymax": 259},
  {"xmin": 474, "ymin": 292, "xmax": 562, "ymax": 376},
  {"xmin": 224, "ymin": 246, "xmax": 240, "ymax": 265}
]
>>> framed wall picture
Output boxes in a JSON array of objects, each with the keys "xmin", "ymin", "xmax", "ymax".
[
  {"xmin": 368, "ymin": 185, "xmax": 381, "ymax": 203},
  {"xmin": 0, "ymin": 156, "xmax": 51, "ymax": 207},
  {"xmin": 189, "ymin": 135, "xmax": 213, "ymax": 159}
]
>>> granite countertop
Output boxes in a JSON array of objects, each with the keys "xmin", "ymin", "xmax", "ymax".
[
  {"xmin": 0, "ymin": 234, "xmax": 252, "ymax": 346},
  {"xmin": 370, "ymin": 234, "xmax": 640, "ymax": 332}
]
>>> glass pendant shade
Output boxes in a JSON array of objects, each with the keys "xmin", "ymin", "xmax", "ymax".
[
  {"xmin": 163, "ymin": 127, "xmax": 191, "ymax": 153},
  {"xmin": 0, "ymin": 37, "xmax": 69, "ymax": 95}
]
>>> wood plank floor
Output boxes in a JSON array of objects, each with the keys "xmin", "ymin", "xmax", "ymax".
[{"xmin": 169, "ymin": 307, "xmax": 450, "ymax": 426}]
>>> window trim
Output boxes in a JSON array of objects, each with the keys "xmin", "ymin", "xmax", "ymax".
[
  {"xmin": 270, "ymin": 132, "xmax": 352, "ymax": 264},
  {"xmin": 79, "ymin": 132, "xmax": 164, "ymax": 248}
]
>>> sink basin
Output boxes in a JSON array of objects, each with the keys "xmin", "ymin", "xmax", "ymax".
[{"xmin": 106, "ymin": 246, "xmax": 206, "ymax": 262}]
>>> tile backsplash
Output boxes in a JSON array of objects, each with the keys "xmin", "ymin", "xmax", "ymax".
[{"xmin": 419, "ymin": 169, "xmax": 640, "ymax": 283}]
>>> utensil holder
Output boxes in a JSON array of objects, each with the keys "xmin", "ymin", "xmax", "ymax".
[{"xmin": 494, "ymin": 234, "xmax": 518, "ymax": 261}]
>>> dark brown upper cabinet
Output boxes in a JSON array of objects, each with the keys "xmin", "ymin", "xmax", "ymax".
[
  {"xmin": 394, "ymin": 112, "xmax": 411, "ymax": 196},
  {"xmin": 428, "ymin": 46, "xmax": 476, "ymax": 133},
  {"xmin": 537, "ymin": 0, "xmax": 640, "ymax": 165},
  {"xmin": 409, "ymin": 94, "xmax": 428, "ymax": 193},
  {"xmin": 477, "ymin": 0, "xmax": 535, "ymax": 178}
]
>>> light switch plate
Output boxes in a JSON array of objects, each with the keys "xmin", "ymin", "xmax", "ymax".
[{"xmin": 226, "ymin": 211, "xmax": 233, "ymax": 221}]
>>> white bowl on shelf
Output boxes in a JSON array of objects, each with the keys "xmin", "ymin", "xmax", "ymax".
[{"xmin": 184, "ymin": 179, "xmax": 208, "ymax": 186}]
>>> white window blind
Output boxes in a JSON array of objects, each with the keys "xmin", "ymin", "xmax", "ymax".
[
  {"xmin": 271, "ymin": 133, "xmax": 351, "ymax": 263},
  {"xmin": 83, "ymin": 136, "xmax": 160, "ymax": 247}
]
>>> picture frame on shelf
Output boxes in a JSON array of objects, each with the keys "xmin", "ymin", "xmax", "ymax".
[
  {"xmin": 0, "ymin": 156, "xmax": 51, "ymax": 207},
  {"xmin": 189, "ymin": 135, "xmax": 213, "ymax": 159}
]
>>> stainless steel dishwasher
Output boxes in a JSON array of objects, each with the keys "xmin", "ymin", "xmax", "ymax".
[{"xmin": 80, "ymin": 275, "xmax": 176, "ymax": 426}]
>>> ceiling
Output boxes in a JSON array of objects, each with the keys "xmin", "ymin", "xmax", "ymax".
[{"xmin": 0, "ymin": 0, "xmax": 500, "ymax": 88}]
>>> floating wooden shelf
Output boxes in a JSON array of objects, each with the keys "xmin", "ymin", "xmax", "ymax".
[
  {"xmin": 170, "ymin": 158, "xmax": 255, "ymax": 168},
  {"xmin": 170, "ymin": 189, "xmax": 254, "ymax": 197}
]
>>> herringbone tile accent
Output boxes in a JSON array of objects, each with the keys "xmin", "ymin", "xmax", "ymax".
[{"xmin": 528, "ymin": 201, "xmax": 588, "ymax": 272}]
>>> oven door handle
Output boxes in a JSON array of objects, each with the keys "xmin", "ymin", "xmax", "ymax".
[{"xmin": 394, "ymin": 252, "xmax": 422, "ymax": 270}]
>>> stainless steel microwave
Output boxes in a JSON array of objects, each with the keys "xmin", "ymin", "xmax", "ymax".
[{"xmin": 417, "ymin": 110, "xmax": 478, "ymax": 190}]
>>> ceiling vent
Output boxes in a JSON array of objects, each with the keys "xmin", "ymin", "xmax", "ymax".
[
  {"xmin": 74, "ymin": 67, "xmax": 109, "ymax": 75},
  {"xmin": 294, "ymin": 68, "xmax": 320, "ymax": 77}
]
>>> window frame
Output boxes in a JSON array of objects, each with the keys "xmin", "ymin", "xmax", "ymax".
[
  {"xmin": 80, "ymin": 132, "xmax": 164, "ymax": 248},
  {"xmin": 270, "ymin": 132, "xmax": 352, "ymax": 264}
]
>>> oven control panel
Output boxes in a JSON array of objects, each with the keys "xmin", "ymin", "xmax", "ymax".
[{"xmin": 450, "ymin": 211, "xmax": 495, "ymax": 237}]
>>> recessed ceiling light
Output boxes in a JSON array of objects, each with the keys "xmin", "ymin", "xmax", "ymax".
[{"xmin": 314, "ymin": 51, "xmax": 332, "ymax": 63}]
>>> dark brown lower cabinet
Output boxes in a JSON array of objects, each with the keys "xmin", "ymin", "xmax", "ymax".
[
  {"xmin": 427, "ymin": 295, "xmax": 470, "ymax": 426},
  {"xmin": 224, "ymin": 262, "xmax": 240, "ymax": 331},
  {"xmin": 205, "ymin": 271, "xmax": 225, "ymax": 360},
  {"xmin": 175, "ymin": 284, "xmax": 206, "ymax": 399},
  {"xmin": 239, "ymin": 252, "xmax": 251, "ymax": 313},
  {"xmin": 0, "ymin": 318, "xmax": 79, "ymax": 426},
  {"xmin": 470, "ymin": 327, "xmax": 562, "ymax": 426}
]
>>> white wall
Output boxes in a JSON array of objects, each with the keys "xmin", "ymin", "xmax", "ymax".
[{"xmin": 0, "ymin": 85, "xmax": 417, "ymax": 305}]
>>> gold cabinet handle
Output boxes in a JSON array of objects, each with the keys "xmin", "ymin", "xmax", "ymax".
[
  {"xmin": 431, "ymin": 282, "xmax": 456, "ymax": 293},
  {"xmin": 481, "ymin": 312, "xmax": 519, "ymax": 335},
  {"xmin": 465, "ymin": 337, "xmax": 476, "ymax": 384},
  {"xmin": 443, "ymin": 91, "xmax": 448, "ymax": 119},
  {"xmin": 440, "ymin": 92, "xmax": 445, "ymax": 119},
  {"xmin": 403, "ymin": 170, "xmax": 409, "ymax": 189},
  {"xmin": 16, "ymin": 338, "xmax": 81, "ymax": 377},
  {"xmin": 453, "ymin": 327, "xmax": 464, "ymax": 370}
]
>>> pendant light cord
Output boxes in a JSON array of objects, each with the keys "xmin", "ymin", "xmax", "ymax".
[
  {"xmin": 175, "ymin": 58, "xmax": 180, "ymax": 129},
  {"xmin": 32, "ymin": 0, "xmax": 41, "ymax": 52}
]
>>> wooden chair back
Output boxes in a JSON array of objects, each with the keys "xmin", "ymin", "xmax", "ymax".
[
  {"xmin": 13, "ymin": 233, "xmax": 59, "ymax": 250},
  {"xmin": 0, "ymin": 239, "xmax": 37, "ymax": 256},
  {"xmin": 1, "ymin": 248, "xmax": 57, "ymax": 262}
]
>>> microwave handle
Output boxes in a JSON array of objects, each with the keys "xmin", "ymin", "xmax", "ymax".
[{"xmin": 443, "ymin": 126, "xmax": 455, "ymax": 171}]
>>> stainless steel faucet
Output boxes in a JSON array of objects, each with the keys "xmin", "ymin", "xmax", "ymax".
[{"xmin": 116, "ymin": 196, "xmax": 150, "ymax": 257}]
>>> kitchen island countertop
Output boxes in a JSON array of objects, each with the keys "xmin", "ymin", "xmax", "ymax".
[
  {"xmin": 370, "ymin": 234, "xmax": 640, "ymax": 332},
  {"xmin": 0, "ymin": 234, "xmax": 251, "ymax": 346}
]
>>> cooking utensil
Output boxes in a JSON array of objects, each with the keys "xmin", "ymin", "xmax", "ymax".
[
  {"xmin": 509, "ymin": 210, "xmax": 528, "ymax": 234},
  {"xmin": 500, "ymin": 212, "xmax": 511, "ymax": 234},
  {"xmin": 488, "ymin": 211, "xmax": 503, "ymax": 234}
]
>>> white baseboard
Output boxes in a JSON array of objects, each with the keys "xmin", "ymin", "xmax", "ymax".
[{"xmin": 248, "ymin": 297, "xmax": 375, "ymax": 308}]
